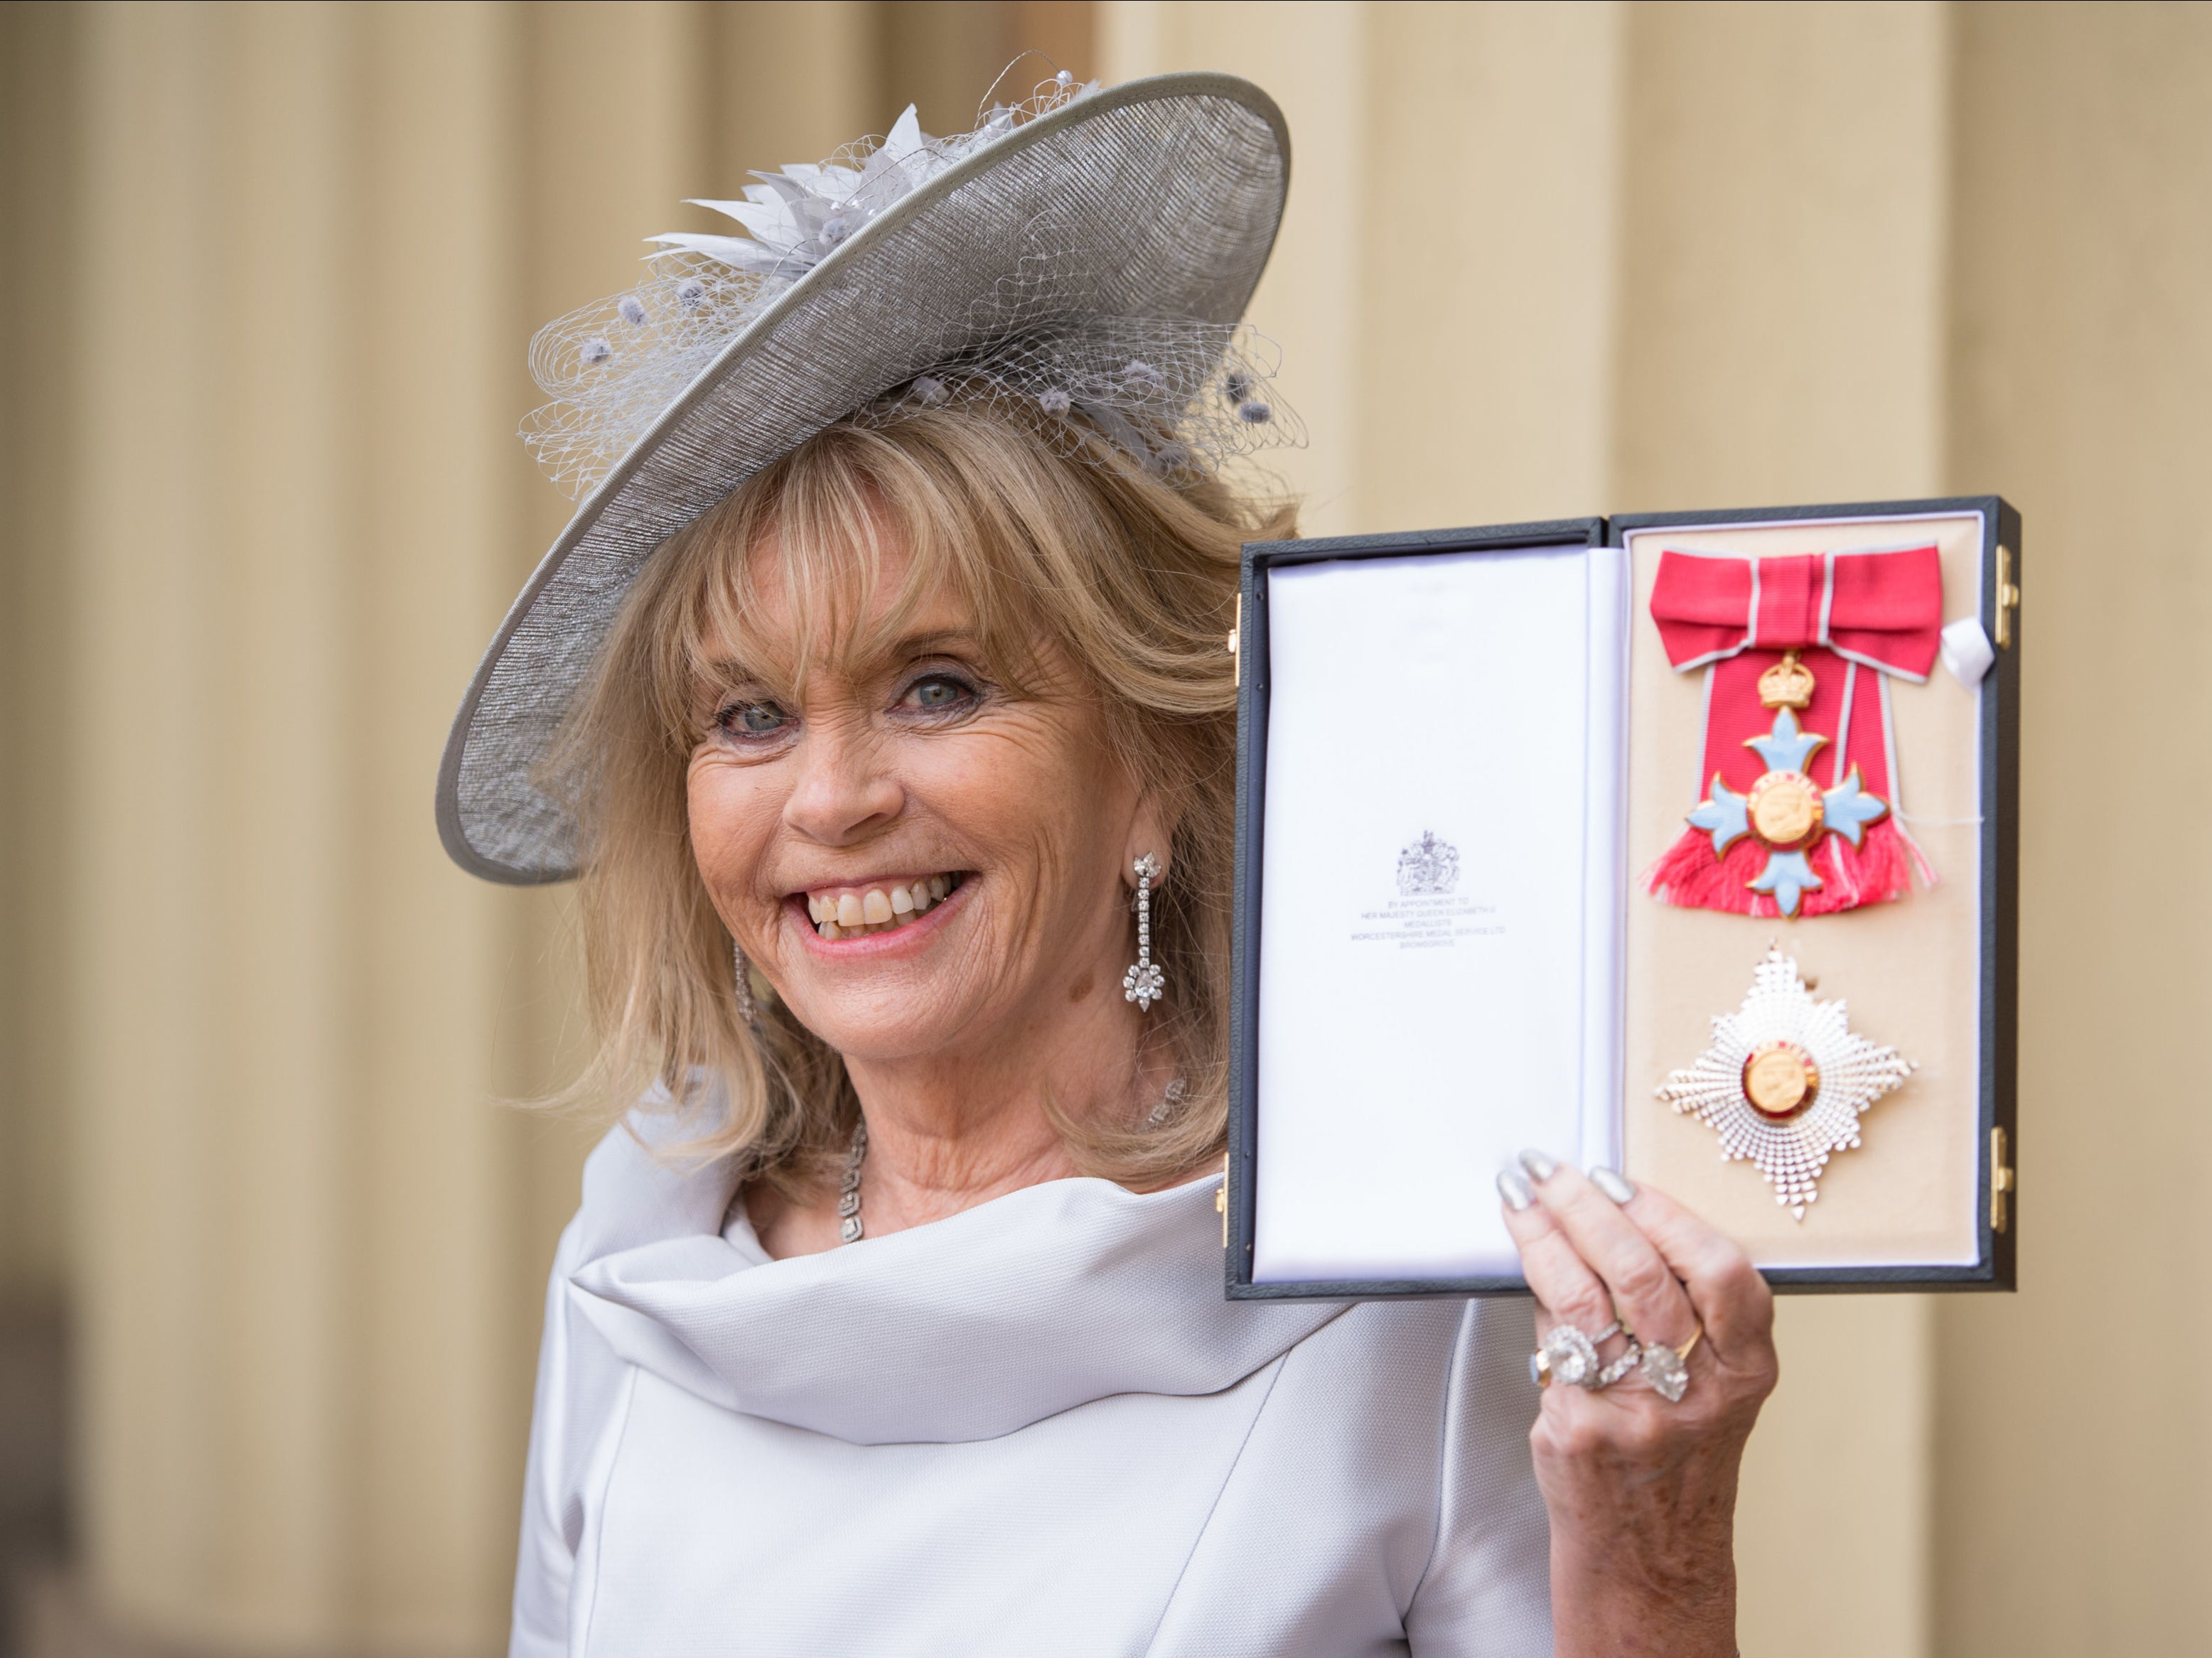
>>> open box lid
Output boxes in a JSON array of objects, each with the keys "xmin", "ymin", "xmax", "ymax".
[{"xmin": 1225, "ymin": 497, "xmax": 2019, "ymax": 1300}]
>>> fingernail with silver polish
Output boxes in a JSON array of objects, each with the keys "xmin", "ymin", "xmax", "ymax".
[
  {"xmin": 1590, "ymin": 1167, "xmax": 1636, "ymax": 1204},
  {"xmin": 1518, "ymin": 1148, "xmax": 1559, "ymax": 1182},
  {"xmin": 1498, "ymin": 1169, "xmax": 1534, "ymax": 1211}
]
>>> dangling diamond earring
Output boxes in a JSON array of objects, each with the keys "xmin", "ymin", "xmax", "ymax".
[
  {"xmin": 1122, "ymin": 853, "xmax": 1166, "ymax": 1011},
  {"xmin": 731, "ymin": 938, "xmax": 758, "ymax": 1026}
]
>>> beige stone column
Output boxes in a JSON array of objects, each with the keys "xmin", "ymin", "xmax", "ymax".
[
  {"xmin": 1938, "ymin": 6, "xmax": 2212, "ymax": 1652},
  {"xmin": 61, "ymin": 2, "xmax": 531, "ymax": 1646},
  {"xmin": 347, "ymin": 4, "xmax": 538, "ymax": 1642},
  {"xmin": 1353, "ymin": 2, "xmax": 1625, "ymax": 529},
  {"xmin": 0, "ymin": 0, "xmax": 85, "ymax": 1583},
  {"xmin": 1103, "ymin": 0, "xmax": 1623, "ymax": 530},
  {"xmin": 68, "ymin": 3, "xmax": 356, "ymax": 1639},
  {"xmin": 1105, "ymin": 0, "xmax": 1372, "ymax": 532},
  {"xmin": 0, "ymin": 3, "xmax": 77, "ymax": 1313}
]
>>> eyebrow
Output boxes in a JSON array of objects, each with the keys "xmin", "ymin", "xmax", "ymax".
[{"xmin": 891, "ymin": 628, "xmax": 985, "ymax": 658}]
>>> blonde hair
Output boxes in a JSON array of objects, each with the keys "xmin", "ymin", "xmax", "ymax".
[{"xmin": 552, "ymin": 403, "xmax": 1294, "ymax": 1196}]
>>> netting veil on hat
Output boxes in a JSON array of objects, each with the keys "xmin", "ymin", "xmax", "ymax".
[{"xmin": 436, "ymin": 70, "xmax": 1296, "ymax": 884}]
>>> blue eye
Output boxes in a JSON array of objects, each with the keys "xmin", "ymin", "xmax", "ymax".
[
  {"xmin": 906, "ymin": 674, "xmax": 972, "ymax": 711},
  {"xmin": 721, "ymin": 701, "xmax": 789, "ymax": 737}
]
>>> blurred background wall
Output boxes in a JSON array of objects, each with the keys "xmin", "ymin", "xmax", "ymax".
[{"xmin": 1, "ymin": 2, "xmax": 2206, "ymax": 1654}]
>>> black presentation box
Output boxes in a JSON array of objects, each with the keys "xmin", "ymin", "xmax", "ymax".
[{"xmin": 1225, "ymin": 498, "xmax": 2019, "ymax": 1300}]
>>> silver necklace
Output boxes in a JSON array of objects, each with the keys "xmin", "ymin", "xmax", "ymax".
[{"xmin": 837, "ymin": 1119, "xmax": 867, "ymax": 1244}]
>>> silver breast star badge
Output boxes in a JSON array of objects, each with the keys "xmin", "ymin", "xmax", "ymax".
[{"xmin": 1656, "ymin": 946, "xmax": 1913, "ymax": 1218}]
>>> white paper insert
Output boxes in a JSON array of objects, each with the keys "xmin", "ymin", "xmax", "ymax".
[{"xmin": 1252, "ymin": 546, "xmax": 1628, "ymax": 1283}]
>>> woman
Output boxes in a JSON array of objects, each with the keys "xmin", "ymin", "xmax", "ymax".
[{"xmin": 439, "ymin": 71, "xmax": 1776, "ymax": 1657}]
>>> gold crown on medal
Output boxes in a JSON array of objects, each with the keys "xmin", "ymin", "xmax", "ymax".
[{"xmin": 1756, "ymin": 649, "xmax": 1817, "ymax": 711}]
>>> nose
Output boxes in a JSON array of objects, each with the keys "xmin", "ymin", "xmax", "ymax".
[{"xmin": 782, "ymin": 711, "xmax": 903, "ymax": 846}]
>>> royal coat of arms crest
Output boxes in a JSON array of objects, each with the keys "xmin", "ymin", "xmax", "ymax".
[{"xmin": 1396, "ymin": 831, "xmax": 1459, "ymax": 895}]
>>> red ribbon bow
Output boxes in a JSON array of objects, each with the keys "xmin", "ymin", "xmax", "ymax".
[
  {"xmin": 1643, "ymin": 544, "xmax": 1943, "ymax": 917},
  {"xmin": 1649, "ymin": 545, "xmax": 1943, "ymax": 682}
]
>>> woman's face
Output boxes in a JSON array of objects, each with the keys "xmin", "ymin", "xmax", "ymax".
[{"xmin": 687, "ymin": 531, "xmax": 1165, "ymax": 1067}]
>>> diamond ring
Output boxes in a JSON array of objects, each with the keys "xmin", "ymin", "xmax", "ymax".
[
  {"xmin": 1636, "ymin": 1325, "xmax": 1704, "ymax": 1403},
  {"xmin": 1530, "ymin": 1320, "xmax": 1623, "ymax": 1389}
]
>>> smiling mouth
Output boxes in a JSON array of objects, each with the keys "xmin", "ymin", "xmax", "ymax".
[{"xmin": 803, "ymin": 873, "xmax": 967, "ymax": 941}]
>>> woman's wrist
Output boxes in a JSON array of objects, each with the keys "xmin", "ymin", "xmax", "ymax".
[
  {"xmin": 1538, "ymin": 1414, "xmax": 1749, "ymax": 1655},
  {"xmin": 1549, "ymin": 1527, "xmax": 1737, "ymax": 1658}
]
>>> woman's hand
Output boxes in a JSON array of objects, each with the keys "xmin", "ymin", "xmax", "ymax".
[{"xmin": 1499, "ymin": 1153, "xmax": 1778, "ymax": 1658}]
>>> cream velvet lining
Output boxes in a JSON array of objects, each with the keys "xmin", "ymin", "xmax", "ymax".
[{"xmin": 1621, "ymin": 511, "xmax": 1989, "ymax": 1269}]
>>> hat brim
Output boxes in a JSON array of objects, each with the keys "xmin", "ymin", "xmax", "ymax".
[{"xmin": 436, "ymin": 72, "xmax": 1290, "ymax": 884}]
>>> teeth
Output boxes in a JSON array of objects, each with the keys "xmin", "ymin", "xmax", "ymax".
[{"xmin": 810, "ymin": 875, "xmax": 960, "ymax": 941}]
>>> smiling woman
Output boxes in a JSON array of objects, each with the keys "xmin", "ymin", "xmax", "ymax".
[
  {"xmin": 461, "ymin": 70, "xmax": 1775, "ymax": 1658},
  {"xmin": 552, "ymin": 401, "xmax": 1289, "ymax": 1225}
]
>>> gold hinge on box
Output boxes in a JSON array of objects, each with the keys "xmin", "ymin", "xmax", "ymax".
[
  {"xmin": 1228, "ymin": 593, "xmax": 1241, "ymax": 687},
  {"xmin": 1994, "ymin": 545, "xmax": 2021, "ymax": 649},
  {"xmin": 1218, "ymin": 1151, "xmax": 1230, "ymax": 1247},
  {"xmin": 1990, "ymin": 1126, "xmax": 2016, "ymax": 1232}
]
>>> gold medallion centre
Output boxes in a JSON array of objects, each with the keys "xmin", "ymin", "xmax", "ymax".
[
  {"xmin": 1746, "ymin": 770, "xmax": 1824, "ymax": 848},
  {"xmin": 1741, "ymin": 1040, "xmax": 1820, "ymax": 1119}
]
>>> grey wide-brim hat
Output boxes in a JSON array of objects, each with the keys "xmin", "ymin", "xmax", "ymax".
[{"xmin": 436, "ymin": 72, "xmax": 1292, "ymax": 885}]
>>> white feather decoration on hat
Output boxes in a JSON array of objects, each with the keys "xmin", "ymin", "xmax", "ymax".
[{"xmin": 518, "ymin": 75, "xmax": 1301, "ymax": 500}]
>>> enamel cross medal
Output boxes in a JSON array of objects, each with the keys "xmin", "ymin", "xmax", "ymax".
[
  {"xmin": 1643, "ymin": 544, "xmax": 1943, "ymax": 918},
  {"xmin": 1684, "ymin": 652, "xmax": 1891, "ymax": 918}
]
